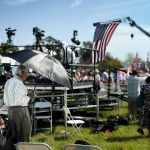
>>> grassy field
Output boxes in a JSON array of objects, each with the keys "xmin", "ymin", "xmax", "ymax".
[{"xmin": 30, "ymin": 101, "xmax": 150, "ymax": 150}]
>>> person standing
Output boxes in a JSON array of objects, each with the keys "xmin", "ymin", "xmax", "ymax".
[
  {"xmin": 141, "ymin": 68, "xmax": 150, "ymax": 78},
  {"xmin": 121, "ymin": 72, "xmax": 126, "ymax": 83},
  {"xmin": 117, "ymin": 71, "xmax": 122, "ymax": 91},
  {"xmin": 60, "ymin": 41, "xmax": 76, "ymax": 64},
  {"xmin": 113, "ymin": 72, "xmax": 117, "ymax": 83},
  {"xmin": 140, "ymin": 68, "xmax": 150, "ymax": 85},
  {"xmin": 94, "ymin": 70, "xmax": 101, "ymax": 92},
  {"xmin": 102, "ymin": 72, "xmax": 108, "ymax": 86},
  {"xmin": 126, "ymin": 67, "xmax": 145, "ymax": 120},
  {"xmin": 137, "ymin": 76, "xmax": 150, "ymax": 137},
  {"xmin": 2, "ymin": 65, "xmax": 35, "ymax": 150}
]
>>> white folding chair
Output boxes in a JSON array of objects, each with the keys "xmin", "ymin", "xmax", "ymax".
[
  {"xmin": 39, "ymin": 98, "xmax": 48, "ymax": 102},
  {"xmin": 15, "ymin": 142, "xmax": 51, "ymax": 150},
  {"xmin": 63, "ymin": 144, "xmax": 101, "ymax": 150},
  {"xmin": 33, "ymin": 102, "xmax": 52, "ymax": 134},
  {"xmin": 63, "ymin": 106, "xmax": 85, "ymax": 140}
]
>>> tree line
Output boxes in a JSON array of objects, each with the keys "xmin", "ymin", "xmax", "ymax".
[{"xmin": 0, "ymin": 36, "xmax": 140, "ymax": 69}]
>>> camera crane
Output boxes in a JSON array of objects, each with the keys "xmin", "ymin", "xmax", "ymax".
[
  {"xmin": 127, "ymin": 17, "xmax": 150, "ymax": 69},
  {"xmin": 127, "ymin": 17, "xmax": 150, "ymax": 38}
]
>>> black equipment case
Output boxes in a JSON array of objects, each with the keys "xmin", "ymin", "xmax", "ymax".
[{"xmin": 72, "ymin": 116, "xmax": 95, "ymax": 127}]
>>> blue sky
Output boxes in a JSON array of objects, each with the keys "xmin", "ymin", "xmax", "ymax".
[{"xmin": 0, "ymin": 0, "xmax": 150, "ymax": 62}]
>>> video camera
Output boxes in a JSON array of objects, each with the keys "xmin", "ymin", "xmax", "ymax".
[
  {"xmin": 71, "ymin": 37, "xmax": 80, "ymax": 45},
  {"xmin": 6, "ymin": 28, "xmax": 16, "ymax": 36},
  {"xmin": 33, "ymin": 27, "xmax": 45, "ymax": 40},
  {"xmin": 6, "ymin": 28, "xmax": 17, "ymax": 44},
  {"xmin": 71, "ymin": 30, "xmax": 80, "ymax": 45}
]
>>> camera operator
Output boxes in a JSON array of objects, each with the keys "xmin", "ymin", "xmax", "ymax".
[{"xmin": 60, "ymin": 41, "xmax": 76, "ymax": 65}]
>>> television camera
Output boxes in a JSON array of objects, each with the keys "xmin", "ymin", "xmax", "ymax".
[
  {"xmin": 33, "ymin": 27, "xmax": 48, "ymax": 53},
  {"xmin": 6, "ymin": 28, "xmax": 17, "ymax": 44},
  {"xmin": 33, "ymin": 27, "xmax": 45, "ymax": 41},
  {"xmin": 71, "ymin": 30, "xmax": 80, "ymax": 45}
]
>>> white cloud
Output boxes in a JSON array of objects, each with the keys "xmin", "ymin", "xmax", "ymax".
[
  {"xmin": 5, "ymin": 0, "xmax": 38, "ymax": 5},
  {"xmin": 70, "ymin": 0, "xmax": 82, "ymax": 8}
]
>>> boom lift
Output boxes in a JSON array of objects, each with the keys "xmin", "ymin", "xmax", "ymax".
[{"xmin": 127, "ymin": 17, "xmax": 150, "ymax": 38}]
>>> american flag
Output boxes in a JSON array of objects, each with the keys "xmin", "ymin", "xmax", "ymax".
[
  {"xmin": 90, "ymin": 23, "xmax": 119, "ymax": 63},
  {"xmin": 147, "ymin": 52, "xmax": 149, "ymax": 63},
  {"xmin": 135, "ymin": 52, "xmax": 138, "ymax": 62}
]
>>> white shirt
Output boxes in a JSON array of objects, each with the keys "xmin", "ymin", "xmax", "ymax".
[
  {"xmin": 122, "ymin": 74, "xmax": 126, "ymax": 81},
  {"xmin": 117, "ymin": 74, "xmax": 122, "ymax": 83},
  {"xmin": 4, "ymin": 76, "xmax": 30, "ymax": 107},
  {"xmin": 82, "ymin": 76, "xmax": 87, "ymax": 81},
  {"xmin": 95, "ymin": 74, "xmax": 100, "ymax": 83},
  {"xmin": 141, "ymin": 73, "xmax": 150, "ymax": 77},
  {"xmin": 127, "ymin": 74, "xmax": 145, "ymax": 98},
  {"xmin": 141, "ymin": 73, "xmax": 150, "ymax": 85},
  {"xmin": 61, "ymin": 41, "xmax": 76, "ymax": 63}
]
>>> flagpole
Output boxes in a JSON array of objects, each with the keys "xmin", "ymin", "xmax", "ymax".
[{"xmin": 93, "ymin": 18, "xmax": 122, "ymax": 26}]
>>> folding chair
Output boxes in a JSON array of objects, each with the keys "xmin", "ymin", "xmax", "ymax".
[
  {"xmin": 63, "ymin": 144, "xmax": 101, "ymax": 150},
  {"xmin": 33, "ymin": 102, "xmax": 52, "ymax": 134},
  {"xmin": 15, "ymin": 142, "xmax": 51, "ymax": 150},
  {"xmin": 63, "ymin": 106, "xmax": 85, "ymax": 140}
]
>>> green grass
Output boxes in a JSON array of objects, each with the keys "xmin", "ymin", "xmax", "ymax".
[{"xmin": 30, "ymin": 102, "xmax": 150, "ymax": 150}]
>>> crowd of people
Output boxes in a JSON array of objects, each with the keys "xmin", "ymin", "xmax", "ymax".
[{"xmin": 77, "ymin": 65, "xmax": 150, "ymax": 138}]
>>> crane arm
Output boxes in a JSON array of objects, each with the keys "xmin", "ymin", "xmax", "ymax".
[{"xmin": 127, "ymin": 17, "xmax": 150, "ymax": 38}]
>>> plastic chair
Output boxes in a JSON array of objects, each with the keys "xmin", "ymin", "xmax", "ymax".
[
  {"xmin": 63, "ymin": 106, "xmax": 85, "ymax": 140},
  {"xmin": 33, "ymin": 102, "xmax": 52, "ymax": 134},
  {"xmin": 63, "ymin": 144, "xmax": 101, "ymax": 150},
  {"xmin": 15, "ymin": 142, "xmax": 51, "ymax": 150}
]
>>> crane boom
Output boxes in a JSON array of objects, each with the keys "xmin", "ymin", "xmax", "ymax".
[{"xmin": 127, "ymin": 17, "xmax": 150, "ymax": 38}]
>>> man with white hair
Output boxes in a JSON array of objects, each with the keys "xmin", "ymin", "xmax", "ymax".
[{"xmin": 2, "ymin": 65, "xmax": 35, "ymax": 150}]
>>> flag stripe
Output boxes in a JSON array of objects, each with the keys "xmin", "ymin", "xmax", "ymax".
[
  {"xmin": 103, "ymin": 24, "xmax": 119, "ymax": 60},
  {"xmin": 100, "ymin": 24, "xmax": 117, "ymax": 61},
  {"xmin": 106, "ymin": 24, "xmax": 119, "ymax": 46}
]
